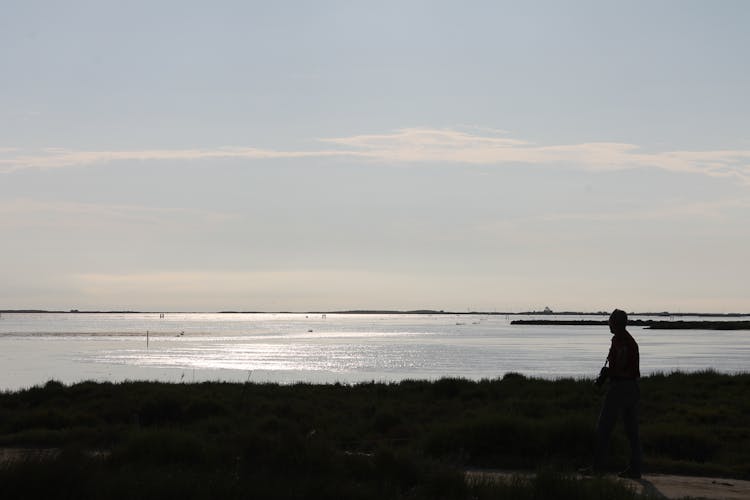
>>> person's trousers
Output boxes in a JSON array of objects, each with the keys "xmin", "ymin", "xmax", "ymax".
[{"xmin": 595, "ymin": 379, "xmax": 642, "ymax": 473}]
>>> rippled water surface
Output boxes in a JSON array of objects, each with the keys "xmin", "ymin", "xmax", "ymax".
[{"xmin": 1, "ymin": 312, "xmax": 748, "ymax": 390}]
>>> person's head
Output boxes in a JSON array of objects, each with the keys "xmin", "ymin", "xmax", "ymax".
[{"xmin": 609, "ymin": 309, "xmax": 628, "ymax": 334}]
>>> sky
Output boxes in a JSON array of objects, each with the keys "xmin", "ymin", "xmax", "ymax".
[{"xmin": 1, "ymin": 1, "xmax": 749, "ymax": 312}]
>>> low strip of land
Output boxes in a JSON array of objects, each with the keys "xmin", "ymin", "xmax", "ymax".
[{"xmin": 511, "ymin": 319, "xmax": 750, "ymax": 329}]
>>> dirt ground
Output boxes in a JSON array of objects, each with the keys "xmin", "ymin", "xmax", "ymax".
[
  {"xmin": 630, "ymin": 474, "xmax": 750, "ymax": 500},
  {"xmin": 465, "ymin": 469, "xmax": 750, "ymax": 500},
  {"xmin": 0, "ymin": 447, "xmax": 61, "ymax": 462}
]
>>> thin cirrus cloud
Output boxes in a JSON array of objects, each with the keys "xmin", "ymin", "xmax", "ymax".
[
  {"xmin": 0, "ymin": 198, "xmax": 236, "ymax": 229},
  {"xmin": 322, "ymin": 128, "xmax": 750, "ymax": 182},
  {"xmin": 537, "ymin": 197, "xmax": 750, "ymax": 222},
  {"xmin": 0, "ymin": 147, "xmax": 360, "ymax": 173},
  {"xmin": 2, "ymin": 128, "xmax": 749, "ymax": 183}
]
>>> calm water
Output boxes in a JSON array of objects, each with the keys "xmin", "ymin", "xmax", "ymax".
[{"xmin": 1, "ymin": 313, "xmax": 748, "ymax": 390}]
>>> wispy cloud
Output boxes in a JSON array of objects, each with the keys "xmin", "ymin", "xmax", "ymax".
[
  {"xmin": 0, "ymin": 198, "xmax": 236, "ymax": 229},
  {"xmin": 323, "ymin": 128, "xmax": 750, "ymax": 182},
  {"xmin": 0, "ymin": 146, "xmax": 362, "ymax": 172},
  {"xmin": 3, "ymin": 127, "xmax": 750, "ymax": 183},
  {"xmin": 537, "ymin": 197, "xmax": 750, "ymax": 223}
]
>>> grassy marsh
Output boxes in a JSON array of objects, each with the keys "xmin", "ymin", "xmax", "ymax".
[{"xmin": 0, "ymin": 371, "xmax": 747, "ymax": 498}]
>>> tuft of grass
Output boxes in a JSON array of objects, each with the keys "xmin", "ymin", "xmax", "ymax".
[
  {"xmin": 110, "ymin": 429, "xmax": 214, "ymax": 466},
  {"xmin": 468, "ymin": 468, "xmax": 659, "ymax": 500}
]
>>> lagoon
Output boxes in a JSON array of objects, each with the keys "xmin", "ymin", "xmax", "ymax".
[{"xmin": 1, "ymin": 312, "xmax": 748, "ymax": 390}]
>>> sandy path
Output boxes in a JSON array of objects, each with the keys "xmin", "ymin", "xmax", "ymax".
[
  {"xmin": 0, "ymin": 447, "xmax": 110, "ymax": 463},
  {"xmin": 636, "ymin": 474, "xmax": 750, "ymax": 500},
  {"xmin": 465, "ymin": 469, "xmax": 750, "ymax": 500},
  {"xmin": 0, "ymin": 447, "xmax": 61, "ymax": 462}
]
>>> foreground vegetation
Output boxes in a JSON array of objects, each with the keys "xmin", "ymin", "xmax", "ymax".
[{"xmin": 1, "ymin": 371, "xmax": 747, "ymax": 499}]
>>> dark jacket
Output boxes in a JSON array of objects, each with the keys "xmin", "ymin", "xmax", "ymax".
[{"xmin": 607, "ymin": 331, "xmax": 640, "ymax": 379}]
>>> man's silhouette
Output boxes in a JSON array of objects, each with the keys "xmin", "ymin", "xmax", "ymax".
[{"xmin": 589, "ymin": 308, "xmax": 643, "ymax": 478}]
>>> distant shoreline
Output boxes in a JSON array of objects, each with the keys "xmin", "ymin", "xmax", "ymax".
[
  {"xmin": 511, "ymin": 319, "xmax": 750, "ymax": 330},
  {"xmin": 2, "ymin": 309, "xmax": 750, "ymax": 317}
]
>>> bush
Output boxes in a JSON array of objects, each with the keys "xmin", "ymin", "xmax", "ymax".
[{"xmin": 111, "ymin": 430, "xmax": 212, "ymax": 466}]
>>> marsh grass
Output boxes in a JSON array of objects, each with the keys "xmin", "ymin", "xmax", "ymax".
[{"xmin": 0, "ymin": 371, "xmax": 748, "ymax": 498}]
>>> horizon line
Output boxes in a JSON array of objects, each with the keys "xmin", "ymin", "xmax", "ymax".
[{"xmin": 2, "ymin": 309, "xmax": 749, "ymax": 317}]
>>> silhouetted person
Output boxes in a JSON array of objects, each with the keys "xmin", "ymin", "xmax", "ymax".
[{"xmin": 587, "ymin": 309, "xmax": 642, "ymax": 478}]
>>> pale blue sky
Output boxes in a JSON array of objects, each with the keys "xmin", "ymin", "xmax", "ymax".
[{"xmin": 1, "ymin": 1, "xmax": 749, "ymax": 312}]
